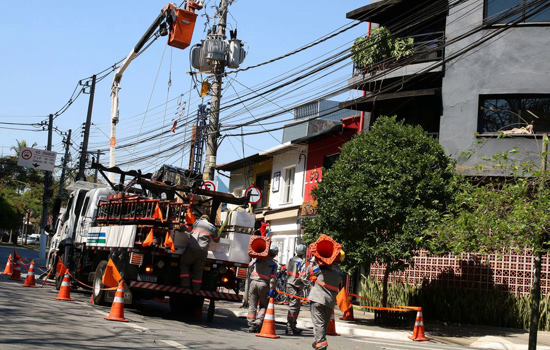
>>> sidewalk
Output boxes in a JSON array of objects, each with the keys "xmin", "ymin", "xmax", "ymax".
[{"xmin": 212, "ymin": 300, "xmax": 550, "ymax": 350}]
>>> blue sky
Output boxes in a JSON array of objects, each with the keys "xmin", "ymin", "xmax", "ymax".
[{"xmin": 0, "ymin": 0, "xmax": 369, "ymax": 180}]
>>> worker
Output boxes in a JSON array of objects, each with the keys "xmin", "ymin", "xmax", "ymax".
[
  {"xmin": 247, "ymin": 246, "xmax": 278, "ymax": 333},
  {"xmin": 179, "ymin": 215, "xmax": 219, "ymax": 293},
  {"xmin": 307, "ymin": 250, "xmax": 345, "ymax": 350},
  {"xmin": 285, "ymin": 243, "xmax": 307, "ymax": 335}
]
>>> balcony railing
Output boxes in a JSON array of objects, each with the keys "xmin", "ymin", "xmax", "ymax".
[{"xmin": 353, "ymin": 31, "xmax": 445, "ymax": 76}]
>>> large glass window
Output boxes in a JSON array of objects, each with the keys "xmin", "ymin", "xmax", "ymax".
[
  {"xmin": 485, "ymin": 0, "xmax": 550, "ymax": 23},
  {"xmin": 478, "ymin": 95, "xmax": 550, "ymax": 133},
  {"xmin": 283, "ymin": 167, "xmax": 295, "ymax": 203}
]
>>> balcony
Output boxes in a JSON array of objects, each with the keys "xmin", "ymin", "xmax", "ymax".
[{"xmin": 349, "ymin": 31, "xmax": 445, "ymax": 90}]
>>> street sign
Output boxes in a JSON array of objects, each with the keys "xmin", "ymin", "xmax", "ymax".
[
  {"xmin": 245, "ymin": 186, "xmax": 262, "ymax": 204},
  {"xmin": 17, "ymin": 147, "xmax": 57, "ymax": 172},
  {"xmin": 201, "ymin": 180, "xmax": 216, "ymax": 191}
]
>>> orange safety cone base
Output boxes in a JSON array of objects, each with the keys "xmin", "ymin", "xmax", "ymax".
[
  {"xmin": 2, "ymin": 254, "xmax": 13, "ymax": 275},
  {"xmin": 22, "ymin": 261, "xmax": 37, "ymax": 287},
  {"xmin": 327, "ymin": 311, "xmax": 340, "ymax": 336},
  {"xmin": 104, "ymin": 280, "xmax": 128, "ymax": 322},
  {"xmin": 255, "ymin": 297, "xmax": 280, "ymax": 339},
  {"xmin": 9, "ymin": 261, "xmax": 22, "ymax": 281},
  {"xmin": 408, "ymin": 308, "xmax": 430, "ymax": 342},
  {"xmin": 54, "ymin": 273, "xmax": 74, "ymax": 301},
  {"xmin": 104, "ymin": 315, "xmax": 129, "ymax": 322}
]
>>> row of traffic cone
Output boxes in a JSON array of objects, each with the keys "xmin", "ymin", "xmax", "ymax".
[
  {"xmin": 2, "ymin": 254, "xmax": 128, "ymax": 322},
  {"xmin": 3, "ymin": 255, "xmax": 428, "ymax": 341},
  {"xmin": 2, "ymin": 254, "xmax": 37, "ymax": 287},
  {"xmin": 253, "ymin": 297, "xmax": 340, "ymax": 339}
]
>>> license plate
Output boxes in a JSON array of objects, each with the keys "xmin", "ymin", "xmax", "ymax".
[{"xmin": 137, "ymin": 274, "xmax": 157, "ymax": 283}]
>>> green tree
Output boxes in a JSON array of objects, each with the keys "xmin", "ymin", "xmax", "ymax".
[
  {"xmin": 305, "ymin": 116, "xmax": 458, "ymax": 305},
  {"xmin": 10, "ymin": 139, "xmax": 37, "ymax": 157},
  {"xmin": 433, "ymin": 135, "xmax": 550, "ymax": 350}
]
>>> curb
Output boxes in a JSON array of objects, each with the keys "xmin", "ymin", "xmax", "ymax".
[{"xmin": 211, "ymin": 306, "xmax": 411, "ymax": 341}]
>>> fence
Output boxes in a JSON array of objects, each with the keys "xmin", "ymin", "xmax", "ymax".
[{"xmin": 370, "ymin": 249, "xmax": 549, "ymax": 296}]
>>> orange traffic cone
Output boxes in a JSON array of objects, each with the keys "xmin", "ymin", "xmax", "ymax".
[
  {"xmin": 104, "ymin": 280, "xmax": 128, "ymax": 322},
  {"xmin": 2, "ymin": 254, "xmax": 14, "ymax": 275},
  {"xmin": 340, "ymin": 307, "xmax": 354, "ymax": 321},
  {"xmin": 327, "ymin": 309, "xmax": 340, "ymax": 336},
  {"xmin": 53, "ymin": 273, "xmax": 74, "ymax": 301},
  {"xmin": 22, "ymin": 260, "xmax": 37, "ymax": 288},
  {"xmin": 256, "ymin": 297, "xmax": 280, "ymax": 339},
  {"xmin": 9, "ymin": 258, "xmax": 22, "ymax": 281},
  {"xmin": 408, "ymin": 307, "xmax": 429, "ymax": 341}
]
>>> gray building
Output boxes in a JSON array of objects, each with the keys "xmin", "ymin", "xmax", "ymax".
[
  {"xmin": 342, "ymin": 0, "xmax": 550, "ymax": 176},
  {"xmin": 282, "ymin": 99, "xmax": 357, "ymax": 143}
]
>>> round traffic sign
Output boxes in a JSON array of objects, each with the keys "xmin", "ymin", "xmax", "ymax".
[
  {"xmin": 245, "ymin": 186, "xmax": 262, "ymax": 204},
  {"xmin": 21, "ymin": 149, "xmax": 33, "ymax": 160},
  {"xmin": 201, "ymin": 181, "xmax": 216, "ymax": 191}
]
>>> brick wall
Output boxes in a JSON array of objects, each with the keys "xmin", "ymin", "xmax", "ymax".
[{"xmin": 369, "ymin": 250, "xmax": 550, "ymax": 296}]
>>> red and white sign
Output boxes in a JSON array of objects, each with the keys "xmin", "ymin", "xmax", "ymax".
[
  {"xmin": 201, "ymin": 181, "xmax": 216, "ymax": 191},
  {"xmin": 17, "ymin": 147, "xmax": 57, "ymax": 172},
  {"xmin": 245, "ymin": 186, "xmax": 262, "ymax": 204}
]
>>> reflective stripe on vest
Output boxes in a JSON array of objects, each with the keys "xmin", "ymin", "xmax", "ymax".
[{"xmin": 317, "ymin": 280, "xmax": 338, "ymax": 291}]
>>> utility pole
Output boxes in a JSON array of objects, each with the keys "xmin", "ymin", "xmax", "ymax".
[
  {"xmin": 52, "ymin": 129, "xmax": 72, "ymax": 233},
  {"xmin": 203, "ymin": 0, "xmax": 228, "ymax": 181},
  {"xmin": 38, "ymin": 114, "xmax": 53, "ymax": 260},
  {"xmin": 78, "ymin": 74, "xmax": 96, "ymax": 181},
  {"xmin": 93, "ymin": 149, "xmax": 102, "ymax": 183}
]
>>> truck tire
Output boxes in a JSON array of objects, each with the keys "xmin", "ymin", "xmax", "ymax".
[
  {"xmin": 207, "ymin": 298, "xmax": 215, "ymax": 323},
  {"xmin": 92, "ymin": 261, "xmax": 108, "ymax": 305}
]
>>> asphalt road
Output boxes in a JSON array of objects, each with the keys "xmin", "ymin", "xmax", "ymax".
[{"xmin": 0, "ymin": 246, "xmax": 475, "ymax": 350}]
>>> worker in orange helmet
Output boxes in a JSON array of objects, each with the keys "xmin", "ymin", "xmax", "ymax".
[
  {"xmin": 306, "ymin": 249, "xmax": 345, "ymax": 350},
  {"xmin": 247, "ymin": 245, "xmax": 278, "ymax": 333}
]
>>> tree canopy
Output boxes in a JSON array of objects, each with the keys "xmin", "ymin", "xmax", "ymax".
[{"xmin": 304, "ymin": 116, "xmax": 458, "ymax": 304}]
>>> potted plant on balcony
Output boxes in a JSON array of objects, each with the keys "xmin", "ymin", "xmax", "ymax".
[{"xmin": 351, "ymin": 27, "xmax": 414, "ymax": 74}]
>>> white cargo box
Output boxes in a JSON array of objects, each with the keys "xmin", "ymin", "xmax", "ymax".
[
  {"xmin": 220, "ymin": 210, "xmax": 255, "ymax": 228},
  {"xmin": 208, "ymin": 231, "xmax": 251, "ymax": 265}
]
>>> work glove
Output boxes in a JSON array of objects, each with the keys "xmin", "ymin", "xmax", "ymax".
[{"xmin": 269, "ymin": 289, "xmax": 278, "ymax": 298}]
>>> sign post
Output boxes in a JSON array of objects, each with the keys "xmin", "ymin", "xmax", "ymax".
[{"xmin": 245, "ymin": 186, "xmax": 262, "ymax": 205}]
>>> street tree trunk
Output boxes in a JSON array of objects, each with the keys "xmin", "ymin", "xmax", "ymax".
[{"xmin": 529, "ymin": 250, "xmax": 542, "ymax": 350}]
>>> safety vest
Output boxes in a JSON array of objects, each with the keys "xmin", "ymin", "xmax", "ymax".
[
  {"xmin": 307, "ymin": 261, "xmax": 344, "ymax": 308},
  {"xmin": 250, "ymin": 258, "xmax": 277, "ymax": 283},
  {"xmin": 188, "ymin": 219, "xmax": 219, "ymax": 251},
  {"xmin": 286, "ymin": 256, "xmax": 304, "ymax": 287}
]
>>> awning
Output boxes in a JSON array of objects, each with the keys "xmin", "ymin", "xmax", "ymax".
[{"xmin": 264, "ymin": 206, "xmax": 300, "ymax": 221}]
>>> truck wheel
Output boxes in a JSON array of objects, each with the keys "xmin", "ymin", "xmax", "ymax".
[
  {"xmin": 92, "ymin": 261, "xmax": 108, "ymax": 305},
  {"xmin": 207, "ymin": 299, "xmax": 215, "ymax": 323}
]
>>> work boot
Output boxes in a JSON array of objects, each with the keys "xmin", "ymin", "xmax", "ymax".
[
  {"xmin": 248, "ymin": 325, "xmax": 258, "ymax": 333},
  {"xmin": 286, "ymin": 323, "xmax": 302, "ymax": 335}
]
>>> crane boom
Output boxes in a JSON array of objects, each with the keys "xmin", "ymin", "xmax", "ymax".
[{"xmin": 108, "ymin": 2, "xmax": 203, "ymax": 182}]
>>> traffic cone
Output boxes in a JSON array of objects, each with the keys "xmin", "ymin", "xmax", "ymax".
[
  {"xmin": 9, "ymin": 258, "xmax": 22, "ymax": 281},
  {"xmin": 408, "ymin": 307, "xmax": 429, "ymax": 341},
  {"xmin": 327, "ymin": 309, "xmax": 340, "ymax": 336},
  {"xmin": 53, "ymin": 273, "xmax": 74, "ymax": 301},
  {"xmin": 340, "ymin": 307, "xmax": 354, "ymax": 321},
  {"xmin": 104, "ymin": 280, "xmax": 128, "ymax": 322},
  {"xmin": 256, "ymin": 297, "xmax": 280, "ymax": 339},
  {"xmin": 2, "ymin": 254, "xmax": 14, "ymax": 275},
  {"xmin": 22, "ymin": 260, "xmax": 37, "ymax": 288}
]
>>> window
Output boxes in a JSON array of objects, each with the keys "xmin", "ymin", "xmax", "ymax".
[
  {"xmin": 323, "ymin": 153, "xmax": 340, "ymax": 171},
  {"xmin": 485, "ymin": 0, "xmax": 550, "ymax": 24},
  {"xmin": 478, "ymin": 94, "xmax": 550, "ymax": 134},
  {"xmin": 283, "ymin": 167, "xmax": 295, "ymax": 203}
]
